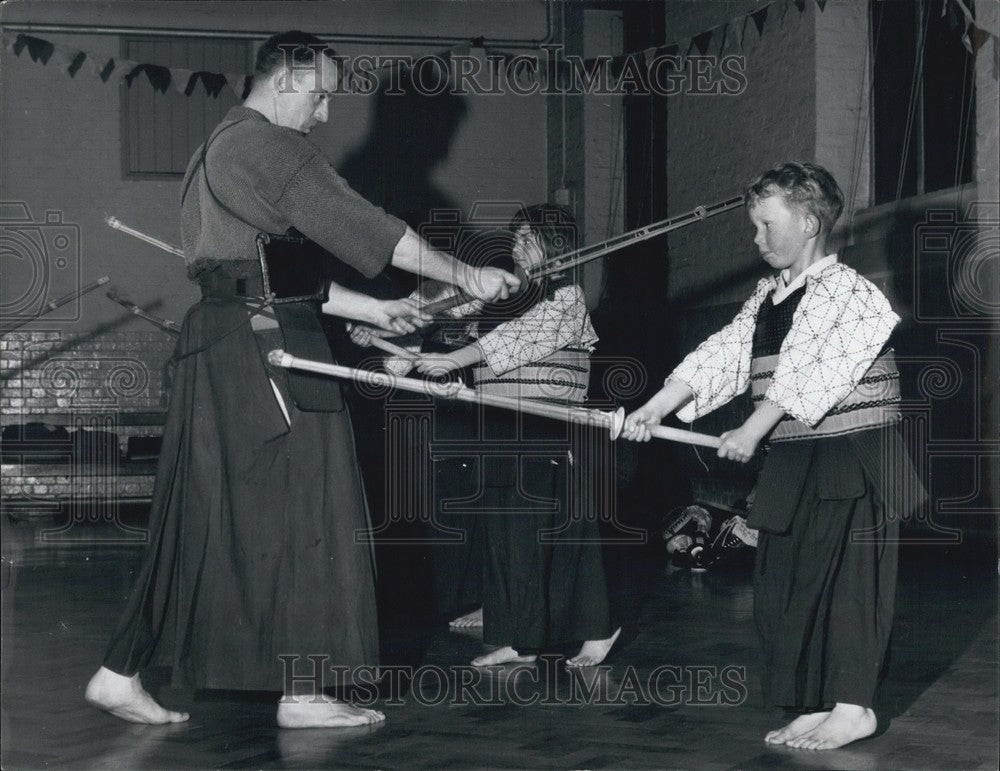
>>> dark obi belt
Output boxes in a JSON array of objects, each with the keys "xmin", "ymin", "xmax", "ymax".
[{"xmin": 195, "ymin": 233, "xmax": 345, "ymax": 413}]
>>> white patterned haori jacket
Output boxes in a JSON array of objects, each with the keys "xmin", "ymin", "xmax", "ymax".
[
  {"xmin": 670, "ymin": 261, "xmax": 902, "ymax": 440},
  {"xmin": 406, "ymin": 280, "xmax": 597, "ymax": 403}
]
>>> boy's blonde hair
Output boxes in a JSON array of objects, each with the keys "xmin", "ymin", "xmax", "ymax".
[{"xmin": 745, "ymin": 162, "xmax": 844, "ymax": 236}]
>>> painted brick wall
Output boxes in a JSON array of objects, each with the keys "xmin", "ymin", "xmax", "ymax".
[
  {"xmin": 1, "ymin": 330, "xmax": 174, "ymax": 501},
  {"xmin": 665, "ymin": 1, "xmax": 818, "ymax": 311},
  {"xmin": 1, "ymin": 330, "xmax": 174, "ymax": 420}
]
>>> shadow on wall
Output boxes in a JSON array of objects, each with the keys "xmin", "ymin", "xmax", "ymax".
[
  {"xmin": 339, "ymin": 62, "xmax": 470, "ymax": 302},
  {"xmin": 332, "ymin": 66, "xmax": 471, "ymax": 649}
]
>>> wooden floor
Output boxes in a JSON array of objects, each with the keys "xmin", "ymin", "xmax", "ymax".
[{"xmin": 1, "ymin": 506, "xmax": 997, "ymax": 770}]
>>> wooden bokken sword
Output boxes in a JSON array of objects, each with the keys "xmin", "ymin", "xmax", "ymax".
[{"xmin": 268, "ymin": 349, "xmax": 721, "ymax": 447}]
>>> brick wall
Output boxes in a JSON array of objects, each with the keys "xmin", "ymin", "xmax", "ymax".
[
  {"xmin": 1, "ymin": 329, "xmax": 174, "ymax": 502},
  {"xmin": 665, "ymin": 0, "xmax": 818, "ymax": 312}
]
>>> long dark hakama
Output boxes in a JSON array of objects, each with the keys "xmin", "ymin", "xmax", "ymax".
[
  {"xmin": 749, "ymin": 427, "xmax": 922, "ymax": 709},
  {"xmin": 479, "ymin": 410, "xmax": 613, "ymax": 652},
  {"xmin": 103, "ymin": 299, "xmax": 378, "ymax": 691}
]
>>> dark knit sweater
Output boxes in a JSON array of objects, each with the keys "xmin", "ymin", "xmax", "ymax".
[{"xmin": 180, "ymin": 106, "xmax": 406, "ymax": 279}]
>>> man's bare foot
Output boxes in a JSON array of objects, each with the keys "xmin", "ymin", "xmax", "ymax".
[
  {"xmin": 566, "ymin": 627, "xmax": 622, "ymax": 668},
  {"xmin": 448, "ymin": 608, "xmax": 483, "ymax": 628},
  {"xmin": 277, "ymin": 694, "xmax": 386, "ymax": 729},
  {"xmin": 785, "ymin": 703, "xmax": 877, "ymax": 750},
  {"xmin": 764, "ymin": 711, "xmax": 830, "ymax": 744},
  {"xmin": 471, "ymin": 646, "xmax": 537, "ymax": 667},
  {"xmin": 85, "ymin": 666, "xmax": 189, "ymax": 724}
]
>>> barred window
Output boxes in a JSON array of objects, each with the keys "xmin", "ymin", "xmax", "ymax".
[{"xmin": 122, "ymin": 37, "xmax": 252, "ymax": 178}]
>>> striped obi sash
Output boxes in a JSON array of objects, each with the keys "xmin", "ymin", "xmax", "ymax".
[
  {"xmin": 751, "ymin": 349, "xmax": 902, "ymax": 442},
  {"xmin": 472, "ymin": 346, "xmax": 590, "ymax": 403}
]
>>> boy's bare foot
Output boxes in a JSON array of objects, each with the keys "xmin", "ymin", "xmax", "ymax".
[
  {"xmin": 448, "ymin": 607, "xmax": 483, "ymax": 628},
  {"xmin": 785, "ymin": 703, "xmax": 876, "ymax": 750},
  {"xmin": 85, "ymin": 666, "xmax": 190, "ymax": 724},
  {"xmin": 764, "ymin": 711, "xmax": 829, "ymax": 744},
  {"xmin": 566, "ymin": 627, "xmax": 622, "ymax": 668},
  {"xmin": 277, "ymin": 694, "xmax": 386, "ymax": 728},
  {"xmin": 471, "ymin": 646, "xmax": 537, "ymax": 667}
]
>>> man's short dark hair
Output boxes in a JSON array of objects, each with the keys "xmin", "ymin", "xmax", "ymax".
[{"xmin": 253, "ymin": 30, "xmax": 337, "ymax": 84}]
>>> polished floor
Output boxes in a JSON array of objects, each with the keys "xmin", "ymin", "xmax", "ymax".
[{"xmin": 1, "ymin": 505, "xmax": 997, "ymax": 770}]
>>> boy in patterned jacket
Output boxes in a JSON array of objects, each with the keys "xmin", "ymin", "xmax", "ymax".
[{"xmin": 623, "ymin": 162, "xmax": 924, "ymax": 750}]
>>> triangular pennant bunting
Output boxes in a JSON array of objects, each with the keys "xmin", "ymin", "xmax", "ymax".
[
  {"xmin": 172, "ymin": 68, "xmax": 194, "ymax": 94},
  {"xmin": 200, "ymin": 71, "xmax": 227, "ymax": 98},
  {"xmin": 968, "ymin": 25, "xmax": 991, "ymax": 54},
  {"xmin": 67, "ymin": 51, "xmax": 87, "ymax": 77},
  {"xmin": 751, "ymin": 7, "xmax": 769, "ymax": 38},
  {"xmin": 25, "ymin": 35, "xmax": 55, "ymax": 64},
  {"xmin": 223, "ymin": 72, "xmax": 245, "ymax": 98},
  {"xmin": 692, "ymin": 30, "xmax": 714, "ymax": 56},
  {"xmin": 99, "ymin": 58, "xmax": 116, "ymax": 83},
  {"xmin": 146, "ymin": 64, "xmax": 172, "ymax": 93}
]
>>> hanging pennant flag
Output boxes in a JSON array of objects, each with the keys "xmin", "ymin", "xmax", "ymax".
[
  {"xmin": 98, "ymin": 58, "xmax": 117, "ymax": 83},
  {"xmin": 67, "ymin": 51, "xmax": 87, "ymax": 77},
  {"xmin": 146, "ymin": 64, "xmax": 172, "ymax": 93},
  {"xmin": 692, "ymin": 30, "xmax": 714, "ymax": 56},
  {"xmin": 224, "ymin": 72, "xmax": 246, "ymax": 98},
  {"xmin": 751, "ymin": 7, "xmax": 770, "ymax": 38},
  {"xmin": 125, "ymin": 63, "xmax": 169, "ymax": 92},
  {"xmin": 14, "ymin": 34, "xmax": 55, "ymax": 64},
  {"xmin": 199, "ymin": 71, "xmax": 227, "ymax": 98},
  {"xmin": 816, "ymin": 0, "xmax": 828, "ymax": 11},
  {"xmin": 172, "ymin": 67, "xmax": 194, "ymax": 94},
  {"xmin": 794, "ymin": 0, "xmax": 806, "ymax": 13},
  {"xmin": 968, "ymin": 24, "xmax": 991, "ymax": 54}
]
